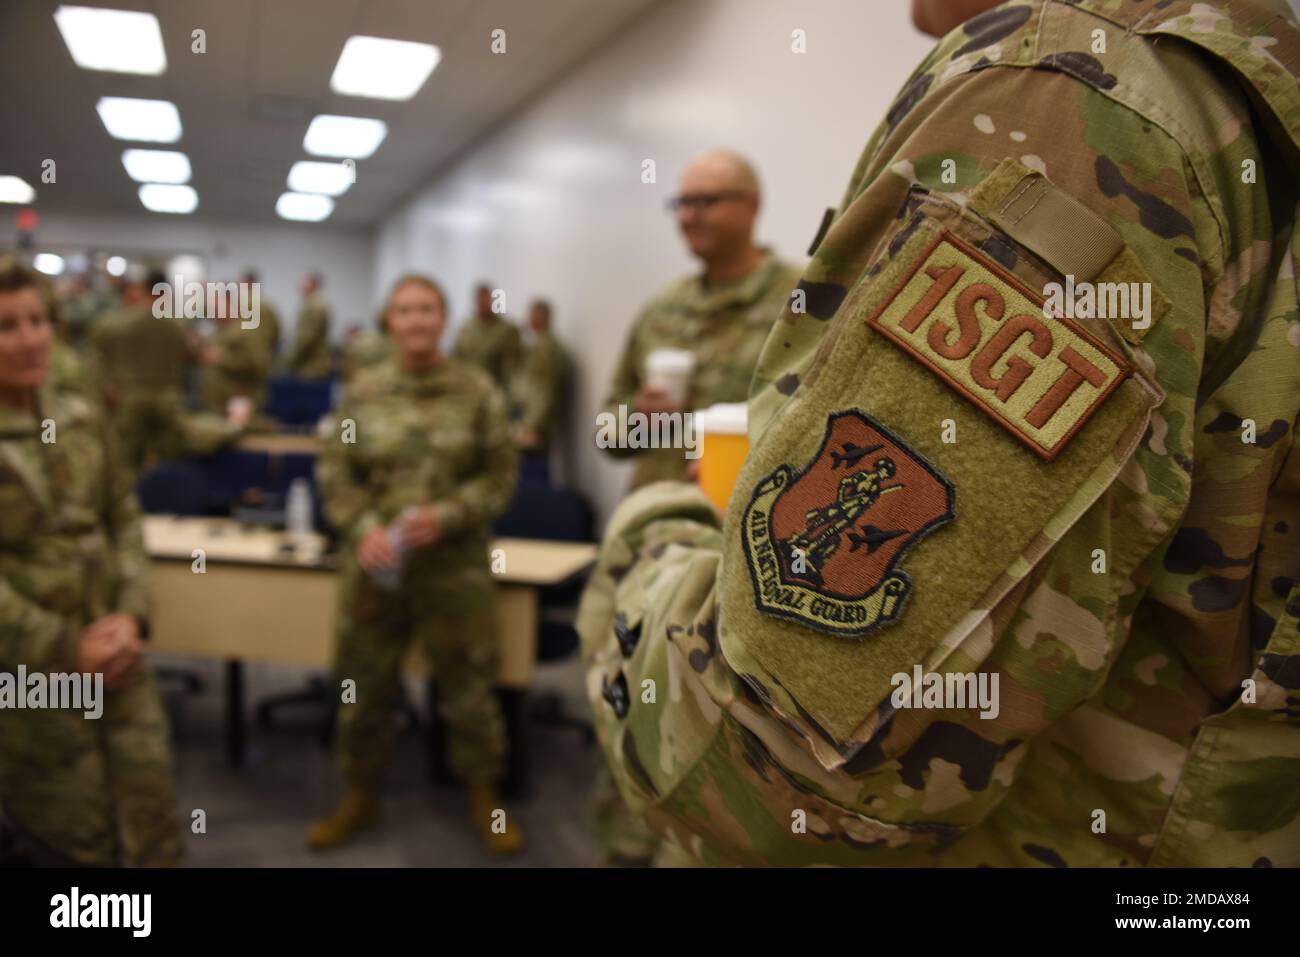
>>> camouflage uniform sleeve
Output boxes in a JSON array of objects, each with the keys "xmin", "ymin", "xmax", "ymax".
[
  {"xmin": 219, "ymin": 327, "xmax": 273, "ymax": 381},
  {"xmin": 581, "ymin": 29, "xmax": 1237, "ymax": 864},
  {"xmin": 100, "ymin": 412, "xmax": 151, "ymax": 624},
  {"xmin": 502, "ymin": 325, "xmax": 524, "ymax": 389},
  {"xmin": 435, "ymin": 382, "xmax": 519, "ymax": 539},
  {"xmin": 0, "ymin": 579, "xmax": 77, "ymax": 672},
  {"xmin": 598, "ymin": 307, "xmax": 648, "ymax": 460},
  {"xmin": 316, "ymin": 391, "xmax": 382, "ymax": 537},
  {"xmin": 256, "ymin": 305, "xmax": 281, "ymax": 357},
  {"xmin": 85, "ymin": 319, "xmax": 113, "ymax": 396},
  {"xmin": 518, "ymin": 341, "xmax": 563, "ymax": 436},
  {"xmin": 450, "ymin": 322, "xmax": 471, "ymax": 362},
  {"xmin": 579, "ymin": 483, "xmax": 721, "ymax": 672},
  {"xmin": 286, "ymin": 306, "xmax": 325, "ymax": 373}
]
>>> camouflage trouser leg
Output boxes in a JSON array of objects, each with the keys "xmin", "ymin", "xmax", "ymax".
[
  {"xmin": 0, "ymin": 668, "xmax": 182, "ymax": 867},
  {"xmin": 101, "ymin": 670, "xmax": 183, "ymax": 866},
  {"xmin": 333, "ymin": 565, "xmax": 413, "ymax": 789},
  {"xmin": 413, "ymin": 572, "xmax": 506, "ymax": 786},
  {"xmin": 591, "ymin": 762, "xmax": 660, "ymax": 866}
]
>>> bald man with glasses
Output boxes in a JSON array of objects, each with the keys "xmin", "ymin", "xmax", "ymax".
[
  {"xmin": 599, "ymin": 149, "xmax": 802, "ymax": 492},
  {"xmin": 593, "ymin": 150, "xmax": 801, "ymax": 867}
]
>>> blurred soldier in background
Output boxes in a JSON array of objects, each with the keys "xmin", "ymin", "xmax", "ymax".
[
  {"xmin": 241, "ymin": 269, "xmax": 281, "ymax": 370},
  {"xmin": 600, "ymin": 149, "xmax": 802, "ymax": 491},
  {"xmin": 285, "ymin": 271, "xmax": 332, "ymax": 380},
  {"xmin": 592, "ymin": 148, "xmax": 801, "ymax": 866},
  {"xmin": 0, "ymin": 258, "xmax": 181, "ymax": 867},
  {"xmin": 342, "ymin": 311, "xmax": 393, "ymax": 383},
  {"xmin": 89, "ymin": 269, "xmax": 195, "ymax": 474},
  {"xmin": 198, "ymin": 285, "xmax": 276, "ymax": 416},
  {"xmin": 55, "ymin": 272, "xmax": 100, "ymax": 354},
  {"xmin": 309, "ymin": 273, "xmax": 522, "ymax": 856},
  {"xmin": 453, "ymin": 281, "xmax": 522, "ymax": 391},
  {"xmin": 579, "ymin": 0, "xmax": 1300, "ymax": 867},
  {"xmin": 510, "ymin": 298, "xmax": 570, "ymax": 457}
]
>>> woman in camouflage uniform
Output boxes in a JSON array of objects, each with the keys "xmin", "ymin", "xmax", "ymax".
[
  {"xmin": 0, "ymin": 258, "xmax": 180, "ymax": 866},
  {"xmin": 308, "ymin": 274, "xmax": 522, "ymax": 855}
]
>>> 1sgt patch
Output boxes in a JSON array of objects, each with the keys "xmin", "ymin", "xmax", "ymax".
[
  {"xmin": 867, "ymin": 231, "xmax": 1131, "ymax": 461},
  {"xmin": 741, "ymin": 410, "xmax": 954, "ymax": 639}
]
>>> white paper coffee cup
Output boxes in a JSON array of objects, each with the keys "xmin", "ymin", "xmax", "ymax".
[
  {"xmin": 644, "ymin": 348, "xmax": 695, "ymax": 407},
  {"xmin": 226, "ymin": 395, "xmax": 254, "ymax": 427}
]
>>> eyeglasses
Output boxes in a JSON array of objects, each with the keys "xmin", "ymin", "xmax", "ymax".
[{"xmin": 665, "ymin": 190, "xmax": 754, "ymax": 212}]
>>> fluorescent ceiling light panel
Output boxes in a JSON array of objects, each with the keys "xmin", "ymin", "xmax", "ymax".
[
  {"xmin": 97, "ymin": 97, "xmax": 182, "ymax": 143},
  {"xmin": 106, "ymin": 256, "xmax": 127, "ymax": 277},
  {"xmin": 276, "ymin": 192, "xmax": 333, "ymax": 222},
  {"xmin": 121, "ymin": 149, "xmax": 191, "ymax": 184},
  {"xmin": 287, "ymin": 161, "xmax": 353, "ymax": 196},
  {"xmin": 330, "ymin": 36, "xmax": 440, "ymax": 100},
  {"xmin": 0, "ymin": 176, "xmax": 36, "ymax": 204},
  {"xmin": 34, "ymin": 254, "xmax": 66, "ymax": 276},
  {"xmin": 54, "ymin": 6, "xmax": 166, "ymax": 75},
  {"xmin": 139, "ymin": 183, "xmax": 197, "ymax": 214},
  {"xmin": 303, "ymin": 115, "xmax": 386, "ymax": 159}
]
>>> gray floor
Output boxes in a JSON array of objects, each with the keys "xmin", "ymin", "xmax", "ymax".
[{"xmin": 157, "ymin": 654, "xmax": 601, "ymax": 867}]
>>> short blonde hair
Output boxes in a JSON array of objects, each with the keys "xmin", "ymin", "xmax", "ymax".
[{"xmin": 386, "ymin": 273, "xmax": 447, "ymax": 313}]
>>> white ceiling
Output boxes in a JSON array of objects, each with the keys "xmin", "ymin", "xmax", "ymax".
[{"xmin": 0, "ymin": 0, "xmax": 659, "ymax": 227}]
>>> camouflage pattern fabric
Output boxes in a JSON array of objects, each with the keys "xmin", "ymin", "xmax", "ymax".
[
  {"xmin": 579, "ymin": 0, "xmax": 1300, "ymax": 867},
  {"xmin": 200, "ymin": 319, "xmax": 276, "ymax": 414},
  {"xmin": 600, "ymin": 253, "xmax": 803, "ymax": 489},
  {"xmin": 453, "ymin": 314, "xmax": 523, "ymax": 392},
  {"xmin": 48, "ymin": 340, "xmax": 94, "ymax": 403},
  {"xmin": 88, "ymin": 303, "xmax": 218, "ymax": 474},
  {"xmin": 56, "ymin": 290, "xmax": 102, "ymax": 354},
  {"xmin": 0, "ymin": 389, "xmax": 181, "ymax": 866},
  {"xmin": 88, "ymin": 303, "xmax": 190, "ymax": 396},
  {"xmin": 253, "ymin": 299, "xmax": 281, "ymax": 369},
  {"xmin": 285, "ymin": 293, "xmax": 333, "ymax": 381},
  {"xmin": 317, "ymin": 357, "xmax": 518, "ymax": 787},
  {"xmin": 342, "ymin": 328, "xmax": 393, "ymax": 383},
  {"xmin": 510, "ymin": 329, "xmax": 571, "ymax": 449}
]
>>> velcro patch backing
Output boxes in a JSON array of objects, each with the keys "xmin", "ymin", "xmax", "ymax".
[{"xmin": 866, "ymin": 231, "xmax": 1131, "ymax": 461}]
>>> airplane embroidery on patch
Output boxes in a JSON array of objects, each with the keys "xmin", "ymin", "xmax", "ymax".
[{"xmin": 742, "ymin": 410, "xmax": 954, "ymax": 638}]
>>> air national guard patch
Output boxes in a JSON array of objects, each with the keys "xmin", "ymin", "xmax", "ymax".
[
  {"xmin": 741, "ymin": 410, "xmax": 954, "ymax": 638},
  {"xmin": 866, "ymin": 231, "xmax": 1131, "ymax": 461}
]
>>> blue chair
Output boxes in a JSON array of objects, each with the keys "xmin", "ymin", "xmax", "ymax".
[
  {"xmin": 519, "ymin": 450, "xmax": 551, "ymax": 486},
  {"xmin": 493, "ymin": 483, "xmax": 594, "ymax": 542},
  {"xmin": 266, "ymin": 376, "xmax": 336, "ymax": 426},
  {"xmin": 135, "ymin": 460, "xmax": 208, "ymax": 515}
]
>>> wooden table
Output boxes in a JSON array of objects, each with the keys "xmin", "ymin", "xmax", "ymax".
[
  {"xmin": 235, "ymin": 433, "xmax": 322, "ymax": 456},
  {"xmin": 143, "ymin": 515, "xmax": 597, "ymax": 771}
]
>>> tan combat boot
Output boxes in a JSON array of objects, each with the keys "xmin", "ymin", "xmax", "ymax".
[
  {"xmin": 306, "ymin": 787, "xmax": 378, "ymax": 851},
  {"xmin": 468, "ymin": 783, "xmax": 524, "ymax": 856}
]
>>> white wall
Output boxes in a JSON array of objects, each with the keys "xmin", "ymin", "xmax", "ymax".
[
  {"xmin": 2, "ymin": 211, "xmax": 376, "ymax": 344},
  {"xmin": 376, "ymin": 0, "xmax": 935, "ymax": 524}
]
